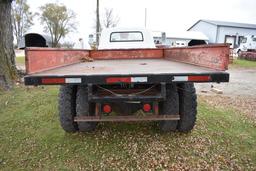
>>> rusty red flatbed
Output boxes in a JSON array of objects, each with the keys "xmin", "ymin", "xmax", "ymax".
[
  {"xmin": 24, "ymin": 44, "xmax": 230, "ymax": 85},
  {"xmin": 24, "ymin": 59, "xmax": 229, "ymax": 85},
  {"xmin": 29, "ymin": 59, "xmax": 225, "ymax": 76}
]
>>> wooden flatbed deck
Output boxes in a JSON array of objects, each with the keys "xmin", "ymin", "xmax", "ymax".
[{"xmin": 29, "ymin": 59, "xmax": 223, "ymax": 76}]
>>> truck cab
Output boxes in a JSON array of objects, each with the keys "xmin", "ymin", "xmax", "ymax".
[
  {"xmin": 236, "ymin": 35, "xmax": 256, "ymax": 54},
  {"xmin": 98, "ymin": 28, "xmax": 156, "ymax": 49}
]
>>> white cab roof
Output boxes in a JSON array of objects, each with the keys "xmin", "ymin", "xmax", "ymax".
[{"xmin": 98, "ymin": 28, "xmax": 156, "ymax": 49}]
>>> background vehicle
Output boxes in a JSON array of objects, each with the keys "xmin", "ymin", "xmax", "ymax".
[
  {"xmin": 24, "ymin": 28, "xmax": 229, "ymax": 133},
  {"xmin": 236, "ymin": 35, "xmax": 256, "ymax": 54},
  {"xmin": 174, "ymin": 40, "xmax": 187, "ymax": 47}
]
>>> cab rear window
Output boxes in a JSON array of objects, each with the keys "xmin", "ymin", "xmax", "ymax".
[{"xmin": 110, "ymin": 31, "xmax": 144, "ymax": 42}]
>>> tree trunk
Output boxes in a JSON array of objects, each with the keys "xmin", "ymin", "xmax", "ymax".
[{"xmin": 0, "ymin": 0, "xmax": 17, "ymax": 90}]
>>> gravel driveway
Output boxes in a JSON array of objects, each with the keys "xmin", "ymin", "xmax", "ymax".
[
  {"xmin": 196, "ymin": 68, "xmax": 256, "ymax": 97},
  {"xmin": 196, "ymin": 67, "xmax": 256, "ymax": 120}
]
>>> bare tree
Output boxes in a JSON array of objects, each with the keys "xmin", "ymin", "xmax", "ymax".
[
  {"xmin": 39, "ymin": 3, "xmax": 77, "ymax": 47},
  {"xmin": 11, "ymin": 0, "xmax": 34, "ymax": 45},
  {"xmin": 60, "ymin": 41, "xmax": 75, "ymax": 49},
  {"xmin": 0, "ymin": 0, "xmax": 17, "ymax": 90},
  {"xmin": 102, "ymin": 8, "xmax": 119, "ymax": 28},
  {"xmin": 96, "ymin": 0, "xmax": 100, "ymax": 46},
  {"xmin": 94, "ymin": 0, "xmax": 119, "ymax": 46}
]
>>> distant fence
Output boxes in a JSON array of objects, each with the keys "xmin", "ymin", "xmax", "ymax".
[
  {"xmin": 239, "ymin": 51, "xmax": 256, "ymax": 61},
  {"xmin": 229, "ymin": 48, "xmax": 234, "ymax": 64}
]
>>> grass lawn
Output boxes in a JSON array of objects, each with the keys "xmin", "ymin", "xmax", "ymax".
[
  {"xmin": 0, "ymin": 86, "xmax": 255, "ymax": 170},
  {"xmin": 16, "ymin": 56, "xmax": 25, "ymax": 65},
  {"xmin": 231, "ymin": 58, "xmax": 256, "ymax": 68}
]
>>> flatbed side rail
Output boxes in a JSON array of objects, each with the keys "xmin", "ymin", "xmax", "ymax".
[
  {"xmin": 25, "ymin": 48, "xmax": 90, "ymax": 74},
  {"xmin": 164, "ymin": 44, "xmax": 230, "ymax": 71},
  {"xmin": 90, "ymin": 48, "xmax": 163, "ymax": 59}
]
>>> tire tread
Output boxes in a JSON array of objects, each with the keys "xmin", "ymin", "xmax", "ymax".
[
  {"xmin": 177, "ymin": 83, "xmax": 197, "ymax": 132},
  {"xmin": 58, "ymin": 85, "xmax": 78, "ymax": 132}
]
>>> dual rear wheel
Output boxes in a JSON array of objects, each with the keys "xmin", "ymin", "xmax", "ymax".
[
  {"xmin": 59, "ymin": 83, "xmax": 197, "ymax": 133},
  {"xmin": 159, "ymin": 83, "xmax": 197, "ymax": 132},
  {"xmin": 58, "ymin": 85, "xmax": 96, "ymax": 132}
]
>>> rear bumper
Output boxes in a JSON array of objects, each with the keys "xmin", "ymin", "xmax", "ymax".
[{"xmin": 24, "ymin": 72, "xmax": 229, "ymax": 86}]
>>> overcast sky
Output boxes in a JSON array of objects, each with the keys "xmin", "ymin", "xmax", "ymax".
[{"xmin": 28, "ymin": 0, "xmax": 256, "ymax": 42}]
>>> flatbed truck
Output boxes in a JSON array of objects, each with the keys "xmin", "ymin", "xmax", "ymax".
[{"xmin": 24, "ymin": 28, "xmax": 229, "ymax": 132}]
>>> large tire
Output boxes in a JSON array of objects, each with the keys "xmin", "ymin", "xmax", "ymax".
[
  {"xmin": 58, "ymin": 85, "xmax": 78, "ymax": 132},
  {"xmin": 159, "ymin": 84, "xmax": 179, "ymax": 132},
  {"xmin": 76, "ymin": 86, "xmax": 97, "ymax": 132},
  {"xmin": 177, "ymin": 83, "xmax": 197, "ymax": 132}
]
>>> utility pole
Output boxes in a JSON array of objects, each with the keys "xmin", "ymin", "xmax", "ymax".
[
  {"xmin": 144, "ymin": 8, "xmax": 147, "ymax": 28},
  {"xmin": 96, "ymin": 0, "xmax": 100, "ymax": 46}
]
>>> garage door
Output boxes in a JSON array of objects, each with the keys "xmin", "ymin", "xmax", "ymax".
[{"xmin": 225, "ymin": 36, "xmax": 236, "ymax": 48}]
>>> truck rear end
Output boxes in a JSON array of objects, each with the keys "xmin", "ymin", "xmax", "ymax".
[{"xmin": 24, "ymin": 28, "xmax": 229, "ymax": 133}]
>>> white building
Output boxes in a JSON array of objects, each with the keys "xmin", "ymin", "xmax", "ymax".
[
  {"xmin": 188, "ymin": 19, "xmax": 256, "ymax": 48},
  {"xmin": 153, "ymin": 31, "xmax": 209, "ymax": 47}
]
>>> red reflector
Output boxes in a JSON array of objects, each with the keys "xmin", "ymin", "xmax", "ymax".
[
  {"xmin": 103, "ymin": 104, "xmax": 112, "ymax": 114},
  {"xmin": 188, "ymin": 76, "xmax": 210, "ymax": 81},
  {"xmin": 143, "ymin": 104, "xmax": 151, "ymax": 112},
  {"xmin": 106, "ymin": 77, "xmax": 131, "ymax": 83},
  {"xmin": 42, "ymin": 78, "xmax": 65, "ymax": 84}
]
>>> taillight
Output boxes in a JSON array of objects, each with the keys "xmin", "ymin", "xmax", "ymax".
[
  {"xmin": 188, "ymin": 75, "xmax": 211, "ymax": 81},
  {"xmin": 42, "ymin": 78, "xmax": 65, "ymax": 84},
  {"xmin": 103, "ymin": 104, "xmax": 112, "ymax": 114},
  {"xmin": 143, "ymin": 103, "xmax": 151, "ymax": 112}
]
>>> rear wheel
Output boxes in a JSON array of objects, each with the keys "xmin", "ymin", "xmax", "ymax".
[
  {"xmin": 159, "ymin": 84, "xmax": 179, "ymax": 132},
  {"xmin": 177, "ymin": 83, "xmax": 197, "ymax": 132},
  {"xmin": 58, "ymin": 85, "xmax": 78, "ymax": 132},
  {"xmin": 76, "ymin": 86, "xmax": 97, "ymax": 132}
]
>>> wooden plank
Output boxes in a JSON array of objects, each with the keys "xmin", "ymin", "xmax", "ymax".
[
  {"xmin": 211, "ymin": 88, "xmax": 223, "ymax": 94},
  {"xmin": 29, "ymin": 59, "xmax": 216, "ymax": 76}
]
